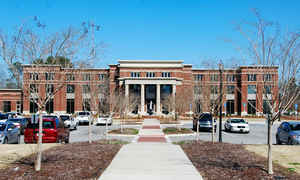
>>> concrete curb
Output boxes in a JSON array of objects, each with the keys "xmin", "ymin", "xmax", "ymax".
[
  {"xmin": 108, "ymin": 134, "xmax": 137, "ymax": 137},
  {"xmin": 165, "ymin": 133, "xmax": 197, "ymax": 137}
]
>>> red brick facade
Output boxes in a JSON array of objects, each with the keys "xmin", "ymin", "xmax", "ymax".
[
  {"xmin": 0, "ymin": 89, "xmax": 22, "ymax": 113},
  {"xmin": 1, "ymin": 60, "xmax": 278, "ymax": 116}
]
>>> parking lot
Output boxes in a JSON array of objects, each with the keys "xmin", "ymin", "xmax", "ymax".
[
  {"xmin": 16, "ymin": 123, "xmax": 138, "ymax": 144},
  {"xmin": 14, "ymin": 120, "xmax": 281, "ymax": 145},
  {"xmin": 166, "ymin": 121, "xmax": 280, "ymax": 144}
]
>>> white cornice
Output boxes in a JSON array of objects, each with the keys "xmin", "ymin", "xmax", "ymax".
[{"xmin": 118, "ymin": 60, "xmax": 184, "ymax": 68}]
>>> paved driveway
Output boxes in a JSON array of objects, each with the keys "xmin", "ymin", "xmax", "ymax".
[
  {"xmin": 15, "ymin": 120, "xmax": 281, "ymax": 145},
  {"xmin": 164, "ymin": 121, "xmax": 280, "ymax": 144}
]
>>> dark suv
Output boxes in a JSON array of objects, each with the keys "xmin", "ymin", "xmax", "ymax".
[{"xmin": 193, "ymin": 113, "xmax": 217, "ymax": 132}]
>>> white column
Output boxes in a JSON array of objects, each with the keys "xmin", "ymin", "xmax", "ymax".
[
  {"xmin": 125, "ymin": 84, "xmax": 129, "ymax": 96},
  {"xmin": 125, "ymin": 84, "xmax": 129, "ymax": 115},
  {"xmin": 156, "ymin": 84, "xmax": 161, "ymax": 114},
  {"xmin": 141, "ymin": 84, "xmax": 145, "ymax": 114},
  {"xmin": 172, "ymin": 84, "xmax": 176, "ymax": 113}
]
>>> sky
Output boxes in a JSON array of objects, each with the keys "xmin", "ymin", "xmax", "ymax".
[{"xmin": 0, "ymin": 0, "xmax": 300, "ymax": 70}]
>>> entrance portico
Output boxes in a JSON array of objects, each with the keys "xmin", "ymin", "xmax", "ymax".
[{"xmin": 120, "ymin": 78, "xmax": 182, "ymax": 115}]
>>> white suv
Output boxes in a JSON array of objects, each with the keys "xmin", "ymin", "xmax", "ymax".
[{"xmin": 75, "ymin": 112, "xmax": 91, "ymax": 125}]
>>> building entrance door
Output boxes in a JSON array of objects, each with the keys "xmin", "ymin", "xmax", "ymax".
[{"xmin": 145, "ymin": 85, "xmax": 156, "ymax": 115}]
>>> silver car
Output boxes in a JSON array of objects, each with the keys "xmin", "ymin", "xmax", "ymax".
[
  {"xmin": 0, "ymin": 122, "xmax": 20, "ymax": 144},
  {"xmin": 224, "ymin": 118, "xmax": 250, "ymax": 133}
]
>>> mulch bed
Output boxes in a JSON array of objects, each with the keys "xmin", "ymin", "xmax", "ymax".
[
  {"xmin": 181, "ymin": 141, "xmax": 300, "ymax": 180},
  {"xmin": 0, "ymin": 141, "xmax": 123, "ymax": 180},
  {"xmin": 163, "ymin": 127, "xmax": 194, "ymax": 134},
  {"xmin": 109, "ymin": 128, "xmax": 139, "ymax": 135}
]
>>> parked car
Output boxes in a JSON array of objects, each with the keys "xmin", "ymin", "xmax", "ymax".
[
  {"xmin": 0, "ymin": 121, "xmax": 20, "ymax": 144},
  {"xmin": 24, "ymin": 116, "xmax": 70, "ymax": 144},
  {"xmin": 94, "ymin": 115, "xmax": 112, "ymax": 126},
  {"xmin": 193, "ymin": 113, "xmax": 217, "ymax": 132},
  {"xmin": 75, "ymin": 112, "xmax": 91, "ymax": 125},
  {"xmin": 276, "ymin": 121, "xmax": 300, "ymax": 145},
  {"xmin": 60, "ymin": 114, "xmax": 78, "ymax": 130},
  {"xmin": 6, "ymin": 118, "xmax": 29, "ymax": 135},
  {"xmin": 6, "ymin": 112, "xmax": 23, "ymax": 119},
  {"xmin": 0, "ymin": 113, "xmax": 8, "ymax": 123},
  {"xmin": 224, "ymin": 118, "xmax": 250, "ymax": 133}
]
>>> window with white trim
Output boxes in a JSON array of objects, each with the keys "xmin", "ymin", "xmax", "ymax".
[
  {"xmin": 146, "ymin": 72, "xmax": 155, "ymax": 77},
  {"xmin": 162, "ymin": 72, "xmax": 171, "ymax": 77},
  {"xmin": 130, "ymin": 72, "xmax": 140, "ymax": 77}
]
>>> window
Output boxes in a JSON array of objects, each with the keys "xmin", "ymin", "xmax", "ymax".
[
  {"xmin": 30, "ymin": 73, "xmax": 39, "ymax": 80},
  {"xmin": 247, "ymin": 100, "xmax": 256, "ymax": 114},
  {"xmin": 45, "ymin": 72, "xmax": 55, "ymax": 80},
  {"xmin": 227, "ymin": 85, "xmax": 235, "ymax": 94},
  {"xmin": 210, "ymin": 85, "xmax": 218, "ymax": 94},
  {"xmin": 226, "ymin": 100, "xmax": 235, "ymax": 115},
  {"xmin": 226, "ymin": 74, "xmax": 235, "ymax": 82},
  {"xmin": 196, "ymin": 103, "xmax": 201, "ymax": 113},
  {"xmin": 210, "ymin": 74, "xmax": 219, "ymax": 81},
  {"xmin": 82, "ymin": 85, "xmax": 91, "ymax": 93},
  {"xmin": 98, "ymin": 74, "xmax": 106, "ymax": 80},
  {"xmin": 194, "ymin": 74, "xmax": 204, "ymax": 81},
  {"xmin": 67, "ymin": 99, "xmax": 75, "ymax": 114},
  {"xmin": 30, "ymin": 99, "xmax": 38, "ymax": 113},
  {"xmin": 248, "ymin": 74, "xmax": 257, "ymax": 81},
  {"xmin": 263, "ymin": 100, "xmax": 272, "ymax": 114},
  {"xmin": 194, "ymin": 85, "xmax": 202, "ymax": 94},
  {"xmin": 162, "ymin": 72, "xmax": 171, "ymax": 77},
  {"xmin": 66, "ymin": 73, "xmax": 75, "ymax": 81},
  {"xmin": 146, "ymin": 72, "xmax": 155, "ymax": 77},
  {"xmin": 3, "ymin": 101, "xmax": 11, "ymax": 113},
  {"xmin": 30, "ymin": 84, "xmax": 39, "ymax": 93},
  {"xmin": 16, "ymin": 101, "xmax": 22, "ymax": 113},
  {"xmin": 98, "ymin": 84, "xmax": 105, "ymax": 94},
  {"xmin": 226, "ymin": 85, "xmax": 235, "ymax": 94},
  {"xmin": 263, "ymin": 74, "xmax": 272, "ymax": 81},
  {"xmin": 83, "ymin": 73, "xmax": 91, "ymax": 81},
  {"xmin": 264, "ymin": 85, "xmax": 272, "ymax": 94},
  {"xmin": 45, "ymin": 99, "xmax": 54, "ymax": 114},
  {"xmin": 130, "ymin": 72, "xmax": 140, "ymax": 77},
  {"xmin": 247, "ymin": 85, "xmax": 256, "ymax": 94},
  {"xmin": 67, "ymin": 84, "xmax": 75, "ymax": 93},
  {"xmin": 45, "ymin": 84, "xmax": 54, "ymax": 94},
  {"xmin": 82, "ymin": 99, "xmax": 91, "ymax": 111}
]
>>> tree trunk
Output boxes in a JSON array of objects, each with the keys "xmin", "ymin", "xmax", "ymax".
[
  {"xmin": 211, "ymin": 119, "xmax": 215, "ymax": 143},
  {"xmin": 196, "ymin": 120, "xmax": 199, "ymax": 141},
  {"xmin": 105, "ymin": 119, "xmax": 108, "ymax": 140},
  {"xmin": 267, "ymin": 118, "xmax": 273, "ymax": 175},
  {"xmin": 120, "ymin": 111, "xmax": 123, "ymax": 133},
  {"xmin": 88, "ymin": 115, "xmax": 92, "ymax": 143},
  {"xmin": 35, "ymin": 109, "xmax": 43, "ymax": 171}
]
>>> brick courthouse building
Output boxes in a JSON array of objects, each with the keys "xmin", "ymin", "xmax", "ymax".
[{"xmin": 15, "ymin": 60, "xmax": 278, "ymax": 116}]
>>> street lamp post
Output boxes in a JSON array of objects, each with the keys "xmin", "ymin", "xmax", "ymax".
[{"xmin": 219, "ymin": 61, "xmax": 224, "ymax": 142}]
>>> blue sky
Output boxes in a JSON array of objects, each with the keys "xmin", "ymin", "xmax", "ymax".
[{"xmin": 0, "ymin": 0, "xmax": 300, "ymax": 69}]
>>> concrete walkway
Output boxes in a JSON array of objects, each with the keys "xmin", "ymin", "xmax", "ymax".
[{"xmin": 99, "ymin": 119, "xmax": 202, "ymax": 180}]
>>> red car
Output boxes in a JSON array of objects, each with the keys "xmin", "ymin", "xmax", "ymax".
[{"xmin": 24, "ymin": 117, "xmax": 70, "ymax": 143}]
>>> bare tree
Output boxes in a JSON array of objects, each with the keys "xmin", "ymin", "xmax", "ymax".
[
  {"xmin": 110, "ymin": 89, "xmax": 127, "ymax": 132},
  {"xmin": 87, "ymin": 73, "xmax": 110, "ymax": 142},
  {"xmin": 1, "ymin": 18, "xmax": 102, "ymax": 171},
  {"xmin": 235, "ymin": 9, "xmax": 300, "ymax": 174}
]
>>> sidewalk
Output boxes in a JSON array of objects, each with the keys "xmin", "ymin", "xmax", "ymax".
[{"xmin": 99, "ymin": 119, "xmax": 202, "ymax": 180}]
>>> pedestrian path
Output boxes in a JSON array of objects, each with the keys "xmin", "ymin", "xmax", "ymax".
[
  {"xmin": 137, "ymin": 118, "xmax": 166, "ymax": 142},
  {"xmin": 99, "ymin": 119, "xmax": 202, "ymax": 180}
]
